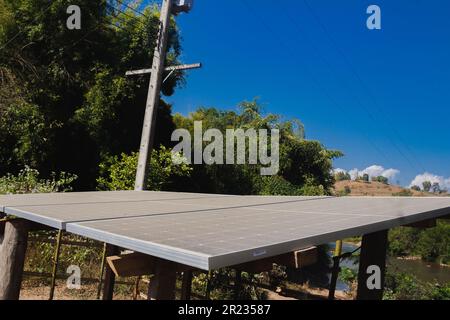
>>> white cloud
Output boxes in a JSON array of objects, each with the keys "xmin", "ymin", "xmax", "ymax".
[
  {"xmin": 348, "ymin": 168, "xmax": 359, "ymax": 181},
  {"xmin": 409, "ymin": 173, "xmax": 450, "ymax": 191},
  {"xmin": 334, "ymin": 165, "xmax": 400, "ymax": 183}
]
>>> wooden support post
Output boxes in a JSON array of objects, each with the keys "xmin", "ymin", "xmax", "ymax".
[
  {"xmin": 102, "ymin": 244, "xmax": 120, "ymax": 300},
  {"xmin": 147, "ymin": 262, "xmax": 177, "ymax": 300},
  {"xmin": 205, "ymin": 271, "xmax": 212, "ymax": 300},
  {"xmin": 0, "ymin": 219, "xmax": 29, "ymax": 300},
  {"xmin": 0, "ymin": 212, "xmax": 5, "ymax": 241},
  {"xmin": 49, "ymin": 230, "xmax": 63, "ymax": 300},
  {"xmin": 96, "ymin": 243, "xmax": 108, "ymax": 299},
  {"xmin": 181, "ymin": 271, "xmax": 193, "ymax": 300},
  {"xmin": 234, "ymin": 269, "xmax": 242, "ymax": 300},
  {"xmin": 133, "ymin": 276, "xmax": 141, "ymax": 300},
  {"xmin": 328, "ymin": 256, "xmax": 340, "ymax": 300},
  {"xmin": 356, "ymin": 230, "xmax": 388, "ymax": 300}
]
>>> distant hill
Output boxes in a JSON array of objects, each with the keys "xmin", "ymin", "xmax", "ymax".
[{"xmin": 334, "ymin": 180, "xmax": 449, "ymax": 197}]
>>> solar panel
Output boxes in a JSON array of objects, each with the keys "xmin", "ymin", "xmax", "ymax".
[
  {"xmin": 1, "ymin": 192, "xmax": 449, "ymax": 270},
  {"xmin": 0, "ymin": 192, "xmax": 327, "ymax": 229},
  {"xmin": 66, "ymin": 196, "xmax": 450, "ymax": 269}
]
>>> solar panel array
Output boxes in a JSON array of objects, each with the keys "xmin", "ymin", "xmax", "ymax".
[{"xmin": 1, "ymin": 191, "xmax": 449, "ymax": 270}]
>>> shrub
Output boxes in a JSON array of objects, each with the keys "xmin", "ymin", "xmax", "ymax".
[
  {"xmin": 388, "ymin": 227, "xmax": 421, "ymax": 257},
  {"xmin": 384, "ymin": 271, "xmax": 450, "ymax": 300},
  {"xmin": 0, "ymin": 166, "xmax": 77, "ymax": 194},
  {"xmin": 392, "ymin": 189, "xmax": 413, "ymax": 197},
  {"xmin": 97, "ymin": 146, "xmax": 192, "ymax": 191},
  {"xmin": 416, "ymin": 221, "xmax": 450, "ymax": 264}
]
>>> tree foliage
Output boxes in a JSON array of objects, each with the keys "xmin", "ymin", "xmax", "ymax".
[
  {"xmin": 0, "ymin": 166, "xmax": 76, "ymax": 194},
  {"xmin": 384, "ymin": 271, "xmax": 450, "ymax": 300},
  {"xmin": 388, "ymin": 221, "xmax": 450, "ymax": 264},
  {"xmin": 97, "ymin": 146, "xmax": 192, "ymax": 191},
  {"xmin": 171, "ymin": 100, "xmax": 342, "ymax": 195},
  {"xmin": 335, "ymin": 171, "xmax": 351, "ymax": 181},
  {"xmin": 0, "ymin": 0, "xmax": 183, "ymax": 189}
]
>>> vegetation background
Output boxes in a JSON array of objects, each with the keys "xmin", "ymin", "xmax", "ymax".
[{"xmin": 0, "ymin": 0, "xmax": 448, "ymax": 299}]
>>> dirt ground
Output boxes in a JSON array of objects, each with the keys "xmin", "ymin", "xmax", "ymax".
[
  {"xmin": 334, "ymin": 180, "xmax": 433, "ymax": 197},
  {"xmin": 20, "ymin": 278, "xmax": 350, "ymax": 300},
  {"xmin": 20, "ymin": 279, "xmax": 134, "ymax": 300}
]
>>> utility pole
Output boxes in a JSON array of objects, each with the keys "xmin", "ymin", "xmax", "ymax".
[
  {"xmin": 134, "ymin": 0, "xmax": 173, "ymax": 191},
  {"xmin": 132, "ymin": 0, "xmax": 197, "ymax": 191}
]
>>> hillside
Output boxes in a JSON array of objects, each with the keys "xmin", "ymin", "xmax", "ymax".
[{"xmin": 333, "ymin": 180, "xmax": 448, "ymax": 197}]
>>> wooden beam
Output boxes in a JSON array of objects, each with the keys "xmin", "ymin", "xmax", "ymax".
[
  {"xmin": 0, "ymin": 219, "xmax": 29, "ymax": 300},
  {"xmin": 107, "ymin": 252, "xmax": 157, "ymax": 277},
  {"xmin": 147, "ymin": 260, "xmax": 177, "ymax": 300},
  {"xmin": 125, "ymin": 63, "xmax": 202, "ymax": 76},
  {"xmin": 406, "ymin": 219, "xmax": 436, "ymax": 229},
  {"xmin": 106, "ymin": 252, "xmax": 194, "ymax": 277},
  {"xmin": 356, "ymin": 230, "xmax": 388, "ymax": 300},
  {"xmin": 232, "ymin": 247, "xmax": 318, "ymax": 273},
  {"xmin": 165, "ymin": 63, "xmax": 202, "ymax": 71},
  {"xmin": 102, "ymin": 244, "xmax": 120, "ymax": 300}
]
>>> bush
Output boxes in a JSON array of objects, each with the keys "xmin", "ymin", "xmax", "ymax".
[
  {"xmin": 392, "ymin": 189, "xmax": 413, "ymax": 197},
  {"xmin": 416, "ymin": 221, "xmax": 450, "ymax": 264},
  {"xmin": 372, "ymin": 176, "xmax": 389, "ymax": 184},
  {"xmin": 97, "ymin": 146, "xmax": 192, "ymax": 191},
  {"xmin": 388, "ymin": 221, "xmax": 450, "ymax": 264},
  {"xmin": 384, "ymin": 271, "xmax": 450, "ymax": 300},
  {"xmin": 0, "ymin": 166, "xmax": 77, "ymax": 194},
  {"xmin": 335, "ymin": 171, "xmax": 351, "ymax": 181},
  {"xmin": 388, "ymin": 227, "xmax": 421, "ymax": 257}
]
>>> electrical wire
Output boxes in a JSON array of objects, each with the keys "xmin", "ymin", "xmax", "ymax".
[
  {"xmin": 114, "ymin": 0, "xmax": 152, "ymax": 18},
  {"xmin": 0, "ymin": 1, "xmax": 54, "ymax": 51},
  {"xmin": 239, "ymin": 0, "xmax": 394, "ymax": 166},
  {"xmin": 280, "ymin": 4, "xmax": 412, "ymax": 171},
  {"xmin": 302, "ymin": 0, "xmax": 427, "ymax": 174}
]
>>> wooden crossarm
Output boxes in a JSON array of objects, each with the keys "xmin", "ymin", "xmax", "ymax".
[
  {"xmin": 232, "ymin": 247, "xmax": 318, "ymax": 273},
  {"xmin": 106, "ymin": 252, "xmax": 195, "ymax": 277}
]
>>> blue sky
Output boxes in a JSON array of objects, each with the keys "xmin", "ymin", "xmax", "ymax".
[{"xmin": 160, "ymin": 0, "xmax": 450, "ymax": 187}]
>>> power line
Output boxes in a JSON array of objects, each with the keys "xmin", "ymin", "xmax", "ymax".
[
  {"xmin": 114, "ymin": 0, "xmax": 150, "ymax": 18},
  {"xmin": 238, "ymin": 0, "xmax": 394, "ymax": 166},
  {"xmin": 279, "ymin": 3, "xmax": 416, "ymax": 172},
  {"xmin": 106, "ymin": 3, "xmax": 147, "ymax": 29},
  {"xmin": 301, "ymin": 0, "xmax": 427, "ymax": 173},
  {"xmin": 0, "ymin": 1, "xmax": 54, "ymax": 51}
]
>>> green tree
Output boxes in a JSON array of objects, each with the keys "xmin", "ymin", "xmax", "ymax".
[
  {"xmin": 416, "ymin": 221, "xmax": 450, "ymax": 264},
  {"xmin": 172, "ymin": 100, "xmax": 342, "ymax": 196},
  {"xmin": 422, "ymin": 181, "xmax": 432, "ymax": 192},
  {"xmin": 0, "ymin": 0, "xmax": 183, "ymax": 189},
  {"xmin": 431, "ymin": 182, "xmax": 441, "ymax": 194},
  {"xmin": 372, "ymin": 175, "xmax": 389, "ymax": 184},
  {"xmin": 97, "ymin": 146, "xmax": 192, "ymax": 191},
  {"xmin": 384, "ymin": 271, "xmax": 450, "ymax": 300},
  {"xmin": 335, "ymin": 171, "xmax": 351, "ymax": 181}
]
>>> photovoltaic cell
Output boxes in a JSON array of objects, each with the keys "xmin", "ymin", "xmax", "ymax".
[{"xmin": 1, "ymin": 191, "xmax": 449, "ymax": 270}]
